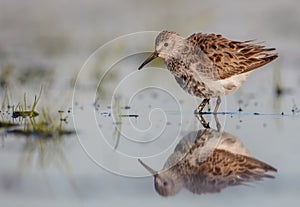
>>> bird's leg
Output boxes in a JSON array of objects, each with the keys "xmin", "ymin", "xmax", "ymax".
[
  {"xmin": 213, "ymin": 114, "xmax": 221, "ymax": 132},
  {"xmin": 195, "ymin": 114, "xmax": 210, "ymax": 129},
  {"xmin": 194, "ymin": 98, "xmax": 210, "ymax": 114},
  {"xmin": 207, "ymin": 100, "xmax": 211, "ymax": 112},
  {"xmin": 213, "ymin": 96, "xmax": 221, "ymax": 114},
  {"xmin": 200, "ymin": 115, "xmax": 210, "ymax": 129}
]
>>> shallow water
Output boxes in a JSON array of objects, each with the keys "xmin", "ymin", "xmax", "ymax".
[{"xmin": 1, "ymin": 0, "xmax": 300, "ymax": 206}]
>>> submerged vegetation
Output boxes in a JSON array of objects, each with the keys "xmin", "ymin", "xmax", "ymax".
[
  {"xmin": 112, "ymin": 97, "xmax": 122, "ymax": 150},
  {"xmin": 12, "ymin": 89, "xmax": 41, "ymax": 119},
  {"xmin": 0, "ymin": 64, "xmax": 74, "ymax": 139},
  {"xmin": 1, "ymin": 89, "xmax": 74, "ymax": 138}
]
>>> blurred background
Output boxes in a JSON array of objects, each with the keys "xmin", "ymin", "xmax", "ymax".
[{"xmin": 1, "ymin": 0, "xmax": 300, "ymax": 206}]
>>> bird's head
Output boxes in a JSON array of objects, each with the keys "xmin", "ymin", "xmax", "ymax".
[
  {"xmin": 154, "ymin": 172, "xmax": 183, "ymax": 196},
  {"xmin": 138, "ymin": 31, "xmax": 183, "ymax": 70},
  {"xmin": 138, "ymin": 159, "xmax": 183, "ymax": 197}
]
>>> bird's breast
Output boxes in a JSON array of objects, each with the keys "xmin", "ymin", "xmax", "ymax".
[
  {"xmin": 166, "ymin": 58, "xmax": 225, "ymax": 98},
  {"xmin": 174, "ymin": 75, "xmax": 209, "ymax": 98}
]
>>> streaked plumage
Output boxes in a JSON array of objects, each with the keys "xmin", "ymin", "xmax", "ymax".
[
  {"xmin": 138, "ymin": 31, "xmax": 278, "ymax": 113},
  {"xmin": 138, "ymin": 119, "xmax": 277, "ymax": 196}
]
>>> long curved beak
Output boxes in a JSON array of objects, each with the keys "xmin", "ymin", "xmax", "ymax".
[
  {"xmin": 138, "ymin": 159, "xmax": 157, "ymax": 175},
  {"xmin": 138, "ymin": 51, "xmax": 158, "ymax": 70}
]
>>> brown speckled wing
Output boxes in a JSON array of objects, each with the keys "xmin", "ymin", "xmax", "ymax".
[
  {"xmin": 186, "ymin": 33, "xmax": 278, "ymax": 79},
  {"xmin": 184, "ymin": 149, "xmax": 277, "ymax": 194}
]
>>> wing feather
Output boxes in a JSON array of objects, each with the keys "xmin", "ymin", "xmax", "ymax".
[{"xmin": 186, "ymin": 33, "xmax": 278, "ymax": 79}]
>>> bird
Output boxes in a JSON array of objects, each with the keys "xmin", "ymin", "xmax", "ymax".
[
  {"xmin": 138, "ymin": 31, "xmax": 278, "ymax": 113},
  {"xmin": 138, "ymin": 117, "xmax": 277, "ymax": 196}
]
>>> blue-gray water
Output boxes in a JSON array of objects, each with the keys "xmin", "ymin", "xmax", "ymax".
[{"xmin": 1, "ymin": 0, "xmax": 300, "ymax": 206}]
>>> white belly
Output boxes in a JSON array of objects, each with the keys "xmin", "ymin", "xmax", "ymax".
[{"xmin": 218, "ymin": 72, "xmax": 252, "ymax": 95}]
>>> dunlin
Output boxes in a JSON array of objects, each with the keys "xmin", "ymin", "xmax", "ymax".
[
  {"xmin": 138, "ymin": 116, "xmax": 277, "ymax": 196},
  {"xmin": 138, "ymin": 31, "xmax": 278, "ymax": 113}
]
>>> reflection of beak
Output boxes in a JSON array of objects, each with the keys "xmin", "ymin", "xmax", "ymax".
[
  {"xmin": 138, "ymin": 51, "xmax": 159, "ymax": 70},
  {"xmin": 138, "ymin": 159, "xmax": 157, "ymax": 175}
]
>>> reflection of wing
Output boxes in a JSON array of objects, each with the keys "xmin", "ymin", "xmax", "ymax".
[
  {"xmin": 186, "ymin": 33, "xmax": 278, "ymax": 80},
  {"xmin": 190, "ymin": 129, "xmax": 252, "ymax": 164},
  {"xmin": 216, "ymin": 131, "xmax": 251, "ymax": 156},
  {"xmin": 164, "ymin": 129, "xmax": 246, "ymax": 169},
  {"xmin": 165, "ymin": 128, "xmax": 277, "ymax": 195},
  {"xmin": 184, "ymin": 149, "xmax": 277, "ymax": 195},
  {"xmin": 154, "ymin": 126, "xmax": 278, "ymax": 196}
]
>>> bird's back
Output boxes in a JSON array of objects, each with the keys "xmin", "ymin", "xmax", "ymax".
[
  {"xmin": 186, "ymin": 33, "xmax": 278, "ymax": 80},
  {"xmin": 167, "ymin": 33, "xmax": 279, "ymax": 97}
]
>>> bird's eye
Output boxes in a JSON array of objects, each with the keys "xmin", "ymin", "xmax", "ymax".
[
  {"xmin": 164, "ymin": 42, "xmax": 168, "ymax": 47},
  {"xmin": 163, "ymin": 181, "xmax": 168, "ymax": 186}
]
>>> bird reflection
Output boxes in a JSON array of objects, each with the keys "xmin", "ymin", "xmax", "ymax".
[{"xmin": 139, "ymin": 115, "xmax": 277, "ymax": 196}]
